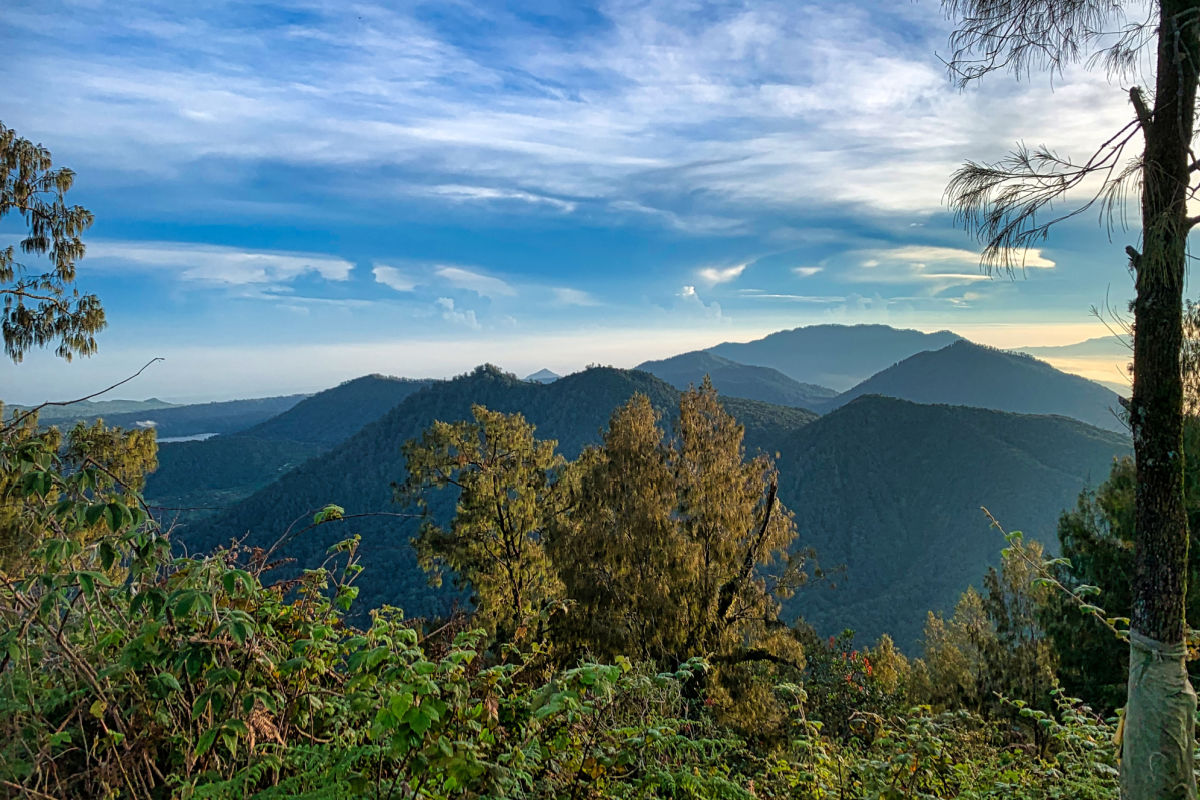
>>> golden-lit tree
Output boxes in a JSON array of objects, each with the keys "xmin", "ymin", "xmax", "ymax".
[{"xmin": 401, "ymin": 405, "xmax": 565, "ymax": 643}]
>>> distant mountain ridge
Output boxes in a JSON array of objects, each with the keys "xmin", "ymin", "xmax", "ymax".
[
  {"xmin": 525, "ymin": 369, "xmax": 560, "ymax": 383},
  {"xmin": 146, "ymin": 375, "xmax": 431, "ymax": 512},
  {"xmin": 1019, "ymin": 336, "xmax": 1129, "ymax": 358},
  {"xmin": 169, "ymin": 364, "xmax": 1126, "ymax": 650},
  {"xmin": 241, "ymin": 375, "xmax": 431, "ymax": 446},
  {"xmin": 8, "ymin": 397, "xmax": 177, "ymax": 422},
  {"xmin": 35, "ymin": 395, "xmax": 308, "ymax": 439},
  {"xmin": 821, "ymin": 340, "xmax": 1126, "ymax": 433},
  {"xmin": 174, "ymin": 366, "xmax": 815, "ymax": 619},
  {"xmin": 708, "ymin": 324, "xmax": 961, "ymax": 390},
  {"xmin": 636, "ymin": 350, "xmax": 835, "ymax": 409}
]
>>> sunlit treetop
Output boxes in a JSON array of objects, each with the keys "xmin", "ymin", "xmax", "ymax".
[{"xmin": 1, "ymin": 121, "xmax": 104, "ymax": 363}]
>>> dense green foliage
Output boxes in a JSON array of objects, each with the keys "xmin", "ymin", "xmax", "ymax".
[
  {"xmin": 402, "ymin": 405, "xmax": 566, "ymax": 642},
  {"xmin": 176, "ymin": 367, "xmax": 807, "ymax": 620},
  {"xmin": 0, "ymin": 406, "xmax": 157, "ymax": 575},
  {"xmin": 636, "ymin": 350, "xmax": 834, "ymax": 409},
  {"xmin": 149, "ymin": 436, "xmax": 323, "ymax": 517},
  {"xmin": 0, "ymin": 420, "xmax": 1130, "ymax": 799},
  {"xmin": 822, "ymin": 340, "xmax": 1125, "ymax": 433}
]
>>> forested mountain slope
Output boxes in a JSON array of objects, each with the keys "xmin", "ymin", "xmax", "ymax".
[
  {"xmin": 637, "ymin": 350, "xmax": 834, "ymax": 409},
  {"xmin": 821, "ymin": 340, "xmax": 1125, "ymax": 433},
  {"xmin": 776, "ymin": 395, "xmax": 1130, "ymax": 649},
  {"xmin": 146, "ymin": 375, "xmax": 431, "ymax": 512},
  {"xmin": 175, "ymin": 366, "xmax": 814, "ymax": 618},
  {"xmin": 708, "ymin": 324, "xmax": 960, "ymax": 390},
  {"xmin": 238, "ymin": 374, "xmax": 431, "ymax": 446},
  {"xmin": 174, "ymin": 369, "xmax": 1125, "ymax": 644}
]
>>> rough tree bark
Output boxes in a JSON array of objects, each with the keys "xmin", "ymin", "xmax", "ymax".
[
  {"xmin": 941, "ymin": 1, "xmax": 1200, "ymax": 795},
  {"xmin": 1122, "ymin": 4, "xmax": 1200, "ymax": 797}
]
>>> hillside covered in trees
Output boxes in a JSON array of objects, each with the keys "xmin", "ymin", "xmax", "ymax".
[{"xmin": 8, "ymin": 0, "xmax": 1200, "ymax": 787}]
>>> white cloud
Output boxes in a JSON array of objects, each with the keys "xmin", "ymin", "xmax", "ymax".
[
  {"xmin": 435, "ymin": 296, "xmax": 480, "ymax": 329},
  {"xmin": 697, "ymin": 263, "xmax": 748, "ymax": 285},
  {"xmin": 844, "ymin": 244, "xmax": 1056, "ymax": 293},
  {"xmin": 740, "ymin": 292, "xmax": 846, "ymax": 303},
  {"xmin": 434, "ymin": 265, "xmax": 517, "ymax": 298},
  {"xmin": 7, "ymin": 0, "xmax": 1143, "ymax": 229},
  {"xmin": 610, "ymin": 201, "xmax": 747, "ymax": 235},
  {"xmin": 373, "ymin": 264, "xmax": 418, "ymax": 292},
  {"xmin": 552, "ymin": 287, "xmax": 600, "ymax": 306},
  {"xmin": 677, "ymin": 285, "xmax": 724, "ymax": 320},
  {"xmin": 424, "ymin": 184, "xmax": 576, "ymax": 212},
  {"xmin": 792, "ymin": 266, "xmax": 823, "ymax": 277},
  {"xmin": 877, "ymin": 245, "xmax": 1055, "ymax": 269},
  {"xmin": 85, "ymin": 240, "xmax": 354, "ymax": 285}
]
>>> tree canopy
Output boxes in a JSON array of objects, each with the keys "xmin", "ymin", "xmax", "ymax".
[{"xmin": 0, "ymin": 121, "xmax": 104, "ymax": 363}]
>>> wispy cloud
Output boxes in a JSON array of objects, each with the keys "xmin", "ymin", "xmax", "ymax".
[
  {"xmin": 373, "ymin": 264, "xmax": 419, "ymax": 292},
  {"xmin": 85, "ymin": 241, "xmax": 354, "ymax": 286},
  {"xmin": 676, "ymin": 285, "xmax": 725, "ymax": 320},
  {"xmin": 792, "ymin": 266, "xmax": 823, "ymax": 277},
  {"xmin": 738, "ymin": 289, "xmax": 845, "ymax": 303},
  {"xmin": 9, "ymin": 0, "xmax": 1133, "ymax": 230},
  {"xmin": 424, "ymin": 184, "xmax": 577, "ymax": 212},
  {"xmin": 436, "ymin": 296, "xmax": 480, "ymax": 329},
  {"xmin": 552, "ymin": 287, "xmax": 600, "ymax": 306},
  {"xmin": 697, "ymin": 263, "xmax": 748, "ymax": 285},
  {"xmin": 433, "ymin": 265, "xmax": 518, "ymax": 298},
  {"xmin": 846, "ymin": 244, "xmax": 1056, "ymax": 293}
]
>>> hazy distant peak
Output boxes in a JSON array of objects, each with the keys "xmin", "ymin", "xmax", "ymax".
[
  {"xmin": 636, "ymin": 349, "xmax": 834, "ymax": 410},
  {"xmin": 525, "ymin": 368, "xmax": 560, "ymax": 383},
  {"xmin": 707, "ymin": 323, "xmax": 962, "ymax": 391},
  {"xmin": 822, "ymin": 337, "xmax": 1125, "ymax": 433}
]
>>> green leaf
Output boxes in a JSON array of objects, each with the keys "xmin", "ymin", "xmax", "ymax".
[
  {"xmin": 154, "ymin": 672, "xmax": 183, "ymax": 694},
  {"xmin": 194, "ymin": 728, "xmax": 218, "ymax": 758},
  {"xmin": 174, "ymin": 591, "xmax": 198, "ymax": 617},
  {"xmin": 99, "ymin": 540, "xmax": 116, "ymax": 571},
  {"xmin": 314, "ymin": 504, "xmax": 345, "ymax": 525},
  {"xmin": 390, "ymin": 693, "xmax": 414, "ymax": 719}
]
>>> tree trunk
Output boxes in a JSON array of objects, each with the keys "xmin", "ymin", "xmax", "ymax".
[{"xmin": 1123, "ymin": 3, "xmax": 1200, "ymax": 797}]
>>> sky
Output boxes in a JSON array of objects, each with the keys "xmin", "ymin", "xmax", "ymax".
[{"xmin": 0, "ymin": 0, "xmax": 1154, "ymax": 403}]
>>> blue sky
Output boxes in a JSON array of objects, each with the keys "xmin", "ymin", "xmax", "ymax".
[{"xmin": 1, "ymin": 0, "xmax": 1146, "ymax": 402}]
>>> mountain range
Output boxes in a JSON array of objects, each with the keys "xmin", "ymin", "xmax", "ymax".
[
  {"xmin": 820, "ymin": 340, "xmax": 1126, "ymax": 433},
  {"xmin": 775, "ymin": 395, "xmax": 1128, "ymax": 646},
  {"xmin": 147, "ymin": 376, "xmax": 430, "ymax": 513},
  {"xmin": 636, "ymin": 350, "xmax": 835, "ymax": 410},
  {"xmin": 16, "ymin": 394, "xmax": 309, "ymax": 439},
  {"xmin": 707, "ymin": 324, "xmax": 962, "ymax": 390},
  {"xmin": 7, "ymin": 323, "xmax": 1135, "ymax": 650},
  {"xmin": 164, "ymin": 359, "xmax": 1127, "ymax": 649}
]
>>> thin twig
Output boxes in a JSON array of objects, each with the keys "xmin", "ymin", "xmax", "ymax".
[{"xmin": 3, "ymin": 358, "xmax": 165, "ymax": 433}]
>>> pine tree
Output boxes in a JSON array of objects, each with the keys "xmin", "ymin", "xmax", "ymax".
[{"xmin": 1, "ymin": 121, "xmax": 104, "ymax": 363}]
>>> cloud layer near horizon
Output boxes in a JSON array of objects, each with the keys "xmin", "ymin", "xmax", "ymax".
[{"xmin": 0, "ymin": 0, "xmax": 1146, "ymax": 400}]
